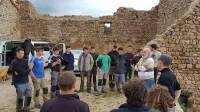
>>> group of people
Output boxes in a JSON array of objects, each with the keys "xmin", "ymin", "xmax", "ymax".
[{"xmin": 7, "ymin": 38, "xmax": 182, "ymax": 112}]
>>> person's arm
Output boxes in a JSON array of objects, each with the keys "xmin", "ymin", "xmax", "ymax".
[
  {"xmin": 28, "ymin": 58, "xmax": 37, "ymax": 80},
  {"xmin": 174, "ymin": 89, "xmax": 181, "ymax": 103},
  {"xmin": 174, "ymin": 79, "xmax": 181, "ymax": 103},
  {"xmin": 96, "ymin": 56, "xmax": 100, "ymax": 67},
  {"xmin": 90, "ymin": 55, "xmax": 94, "ymax": 70}
]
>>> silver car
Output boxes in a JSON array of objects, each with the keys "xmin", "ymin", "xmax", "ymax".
[{"xmin": 71, "ymin": 49, "xmax": 82, "ymax": 74}]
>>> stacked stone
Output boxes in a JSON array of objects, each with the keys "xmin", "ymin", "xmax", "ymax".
[
  {"xmin": 0, "ymin": 0, "xmax": 20, "ymax": 40},
  {"xmin": 150, "ymin": 0, "xmax": 200, "ymax": 111}
]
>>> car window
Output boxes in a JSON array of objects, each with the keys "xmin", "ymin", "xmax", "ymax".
[{"xmin": 6, "ymin": 41, "xmax": 23, "ymax": 52}]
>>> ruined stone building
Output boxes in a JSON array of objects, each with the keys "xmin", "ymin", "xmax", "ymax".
[{"xmin": 1, "ymin": 0, "xmax": 200, "ymax": 111}]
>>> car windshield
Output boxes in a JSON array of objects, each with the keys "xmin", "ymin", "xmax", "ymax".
[{"xmin": 71, "ymin": 50, "xmax": 82, "ymax": 59}]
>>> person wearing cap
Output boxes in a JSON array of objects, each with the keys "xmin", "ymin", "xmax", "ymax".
[
  {"xmin": 132, "ymin": 48, "xmax": 143, "ymax": 77},
  {"xmin": 149, "ymin": 44, "xmax": 161, "ymax": 84},
  {"xmin": 157, "ymin": 54, "xmax": 182, "ymax": 112}
]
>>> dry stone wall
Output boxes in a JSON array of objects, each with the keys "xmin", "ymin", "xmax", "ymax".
[
  {"xmin": 149, "ymin": 0, "xmax": 200, "ymax": 111},
  {"xmin": 18, "ymin": 1, "xmax": 158, "ymax": 50},
  {"xmin": 0, "ymin": 0, "xmax": 20, "ymax": 40}
]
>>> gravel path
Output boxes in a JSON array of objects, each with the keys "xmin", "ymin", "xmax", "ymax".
[{"xmin": 0, "ymin": 69, "xmax": 125, "ymax": 112}]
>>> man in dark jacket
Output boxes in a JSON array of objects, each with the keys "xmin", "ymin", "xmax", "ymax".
[
  {"xmin": 8, "ymin": 48, "xmax": 32, "ymax": 112},
  {"xmin": 61, "ymin": 46, "xmax": 74, "ymax": 71},
  {"xmin": 40, "ymin": 71, "xmax": 90, "ymax": 112},
  {"xmin": 23, "ymin": 38, "xmax": 35, "ymax": 60},
  {"xmin": 90, "ymin": 46, "xmax": 98, "ymax": 91},
  {"xmin": 114, "ymin": 47, "xmax": 126, "ymax": 93},
  {"xmin": 111, "ymin": 78, "xmax": 149, "ymax": 112},
  {"xmin": 108, "ymin": 45, "xmax": 119, "ymax": 91},
  {"xmin": 124, "ymin": 45, "xmax": 134, "ymax": 81}
]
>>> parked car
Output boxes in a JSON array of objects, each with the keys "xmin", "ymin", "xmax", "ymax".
[{"xmin": 71, "ymin": 49, "xmax": 82, "ymax": 74}]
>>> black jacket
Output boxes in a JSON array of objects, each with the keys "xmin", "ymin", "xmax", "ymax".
[
  {"xmin": 124, "ymin": 53, "xmax": 134, "ymax": 67},
  {"xmin": 111, "ymin": 104, "xmax": 149, "ymax": 112},
  {"xmin": 108, "ymin": 50, "xmax": 119, "ymax": 67},
  {"xmin": 114, "ymin": 55, "xmax": 127, "ymax": 74},
  {"xmin": 158, "ymin": 68, "xmax": 181, "ymax": 98},
  {"xmin": 90, "ymin": 52, "xmax": 98, "ymax": 68},
  {"xmin": 23, "ymin": 40, "xmax": 35, "ymax": 58},
  {"xmin": 62, "ymin": 52, "xmax": 74, "ymax": 71},
  {"xmin": 8, "ymin": 58, "xmax": 30, "ymax": 84},
  {"xmin": 40, "ymin": 94, "xmax": 90, "ymax": 112}
]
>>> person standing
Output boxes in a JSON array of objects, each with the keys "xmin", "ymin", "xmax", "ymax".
[
  {"xmin": 114, "ymin": 47, "xmax": 126, "ymax": 93},
  {"xmin": 40, "ymin": 72, "xmax": 90, "ymax": 112},
  {"xmin": 108, "ymin": 45, "xmax": 119, "ymax": 91},
  {"xmin": 132, "ymin": 48, "xmax": 143, "ymax": 77},
  {"xmin": 50, "ymin": 47, "xmax": 62, "ymax": 98},
  {"xmin": 8, "ymin": 48, "xmax": 32, "ymax": 112},
  {"xmin": 29, "ymin": 47, "xmax": 48, "ymax": 108},
  {"xmin": 62, "ymin": 46, "xmax": 74, "ymax": 72},
  {"xmin": 135, "ymin": 48, "xmax": 154, "ymax": 90},
  {"xmin": 96, "ymin": 49, "xmax": 111, "ymax": 96},
  {"xmin": 149, "ymin": 44, "xmax": 161, "ymax": 84},
  {"xmin": 157, "ymin": 54, "xmax": 182, "ymax": 112},
  {"xmin": 23, "ymin": 38, "xmax": 35, "ymax": 60},
  {"xmin": 124, "ymin": 45, "xmax": 134, "ymax": 81},
  {"xmin": 78, "ymin": 47, "xmax": 94, "ymax": 93},
  {"xmin": 90, "ymin": 46, "xmax": 98, "ymax": 92}
]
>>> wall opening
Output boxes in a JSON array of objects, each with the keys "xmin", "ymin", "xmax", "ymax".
[{"xmin": 104, "ymin": 22, "xmax": 112, "ymax": 34}]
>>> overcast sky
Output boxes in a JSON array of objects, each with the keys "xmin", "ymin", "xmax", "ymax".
[{"xmin": 30, "ymin": 0, "xmax": 160, "ymax": 17}]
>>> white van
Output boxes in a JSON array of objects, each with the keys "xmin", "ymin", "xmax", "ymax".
[
  {"xmin": 0, "ymin": 40, "xmax": 52, "ymax": 67},
  {"xmin": 0, "ymin": 40, "xmax": 24, "ymax": 66}
]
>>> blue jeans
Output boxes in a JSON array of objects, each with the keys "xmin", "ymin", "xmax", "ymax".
[
  {"xmin": 115, "ymin": 74, "xmax": 125, "ymax": 91},
  {"xmin": 15, "ymin": 83, "xmax": 32, "ymax": 99},
  {"xmin": 144, "ymin": 79, "xmax": 154, "ymax": 90}
]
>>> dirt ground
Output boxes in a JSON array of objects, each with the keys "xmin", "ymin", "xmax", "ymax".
[{"xmin": 0, "ymin": 69, "xmax": 125, "ymax": 112}]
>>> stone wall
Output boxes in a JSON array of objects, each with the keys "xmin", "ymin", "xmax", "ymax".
[
  {"xmin": 0, "ymin": 0, "xmax": 20, "ymax": 40},
  {"xmin": 149, "ymin": 0, "xmax": 200, "ymax": 111},
  {"xmin": 157, "ymin": 0, "xmax": 195, "ymax": 34},
  {"xmin": 18, "ymin": 1, "xmax": 158, "ymax": 50}
]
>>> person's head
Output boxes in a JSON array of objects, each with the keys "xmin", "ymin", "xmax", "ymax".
[
  {"xmin": 147, "ymin": 85, "xmax": 174, "ymax": 112},
  {"xmin": 123, "ymin": 78, "xmax": 147, "ymax": 107},
  {"xmin": 66, "ymin": 46, "xmax": 71, "ymax": 53},
  {"xmin": 137, "ymin": 48, "xmax": 143, "ymax": 56},
  {"xmin": 83, "ymin": 47, "xmax": 89, "ymax": 54},
  {"xmin": 16, "ymin": 48, "xmax": 24, "ymax": 59},
  {"xmin": 58, "ymin": 71, "xmax": 76, "ymax": 93},
  {"xmin": 102, "ymin": 49, "xmax": 108, "ymax": 55},
  {"xmin": 149, "ymin": 44, "xmax": 159, "ymax": 51},
  {"xmin": 113, "ymin": 45, "xmax": 118, "ymax": 51},
  {"xmin": 25, "ymin": 38, "xmax": 31, "ymax": 43},
  {"xmin": 157, "ymin": 54, "xmax": 173, "ymax": 71},
  {"xmin": 90, "ymin": 46, "xmax": 96, "ymax": 53},
  {"xmin": 127, "ymin": 45, "xmax": 133, "ymax": 53},
  {"xmin": 53, "ymin": 47, "xmax": 60, "ymax": 55},
  {"xmin": 35, "ymin": 46, "xmax": 44, "ymax": 56},
  {"xmin": 142, "ymin": 48, "xmax": 152, "ymax": 59},
  {"xmin": 118, "ymin": 47, "xmax": 124, "ymax": 55}
]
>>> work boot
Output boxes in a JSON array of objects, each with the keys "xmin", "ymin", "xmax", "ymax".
[{"xmin": 16, "ymin": 99, "xmax": 23, "ymax": 112}]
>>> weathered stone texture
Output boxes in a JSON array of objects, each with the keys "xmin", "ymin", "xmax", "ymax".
[
  {"xmin": 157, "ymin": 0, "xmax": 195, "ymax": 34},
  {"xmin": 150, "ymin": 0, "xmax": 200, "ymax": 111},
  {"xmin": 0, "ymin": 0, "xmax": 20, "ymax": 40}
]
